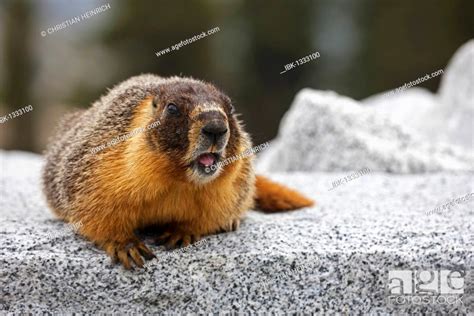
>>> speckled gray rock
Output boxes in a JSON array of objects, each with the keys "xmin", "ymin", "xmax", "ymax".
[
  {"xmin": 438, "ymin": 40, "xmax": 474, "ymax": 149},
  {"xmin": 1, "ymin": 151, "xmax": 472, "ymax": 314},
  {"xmin": 257, "ymin": 89, "xmax": 473, "ymax": 173},
  {"xmin": 259, "ymin": 41, "xmax": 474, "ymax": 174},
  {"xmin": 363, "ymin": 88, "xmax": 443, "ymax": 145},
  {"xmin": 363, "ymin": 40, "xmax": 474, "ymax": 150}
]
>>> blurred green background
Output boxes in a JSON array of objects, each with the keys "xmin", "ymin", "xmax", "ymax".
[{"xmin": 0, "ymin": 0, "xmax": 473, "ymax": 152}]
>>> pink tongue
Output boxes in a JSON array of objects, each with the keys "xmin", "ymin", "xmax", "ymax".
[{"xmin": 198, "ymin": 154, "xmax": 216, "ymax": 167}]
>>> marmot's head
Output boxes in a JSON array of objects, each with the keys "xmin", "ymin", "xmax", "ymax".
[{"xmin": 141, "ymin": 77, "xmax": 249, "ymax": 184}]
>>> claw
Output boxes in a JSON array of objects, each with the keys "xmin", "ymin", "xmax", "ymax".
[
  {"xmin": 191, "ymin": 235, "xmax": 201, "ymax": 243},
  {"xmin": 165, "ymin": 235, "xmax": 182, "ymax": 249},
  {"xmin": 154, "ymin": 232, "xmax": 172, "ymax": 245},
  {"xmin": 231, "ymin": 219, "xmax": 240, "ymax": 231},
  {"xmin": 155, "ymin": 229, "xmax": 202, "ymax": 250},
  {"xmin": 117, "ymin": 249, "xmax": 132, "ymax": 270},
  {"xmin": 102, "ymin": 239, "xmax": 155, "ymax": 269},
  {"xmin": 129, "ymin": 248, "xmax": 144, "ymax": 267},
  {"xmin": 220, "ymin": 218, "xmax": 241, "ymax": 233},
  {"xmin": 182, "ymin": 235, "xmax": 192, "ymax": 247},
  {"xmin": 137, "ymin": 242, "xmax": 156, "ymax": 260}
]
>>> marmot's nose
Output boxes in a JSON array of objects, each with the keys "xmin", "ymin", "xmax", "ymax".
[{"xmin": 202, "ymin": 121, "xmax": 228, "ymax": 142}]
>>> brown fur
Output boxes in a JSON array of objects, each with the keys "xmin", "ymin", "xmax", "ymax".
[
  {"xmin": 255, "ymin": 175, "xmax": 314, "ymax": 212},
  {"xmin": 42, "ymin": 74, "xmax": 314, "ymax": 269}
]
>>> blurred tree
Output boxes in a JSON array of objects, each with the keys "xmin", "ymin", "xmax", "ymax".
[
  {"xmin": 361, "ymin": 0, "xmax": 474, "ymax": 98},
  {"xmin": 1, "ymin": 0, "xmax": 36, "ymax": 151},
  {"xmin": 236, "ymin": 0, "xmax": 316, "ymax": 143},
  {"xmin": 98, "ymin": 1, "xmax": 219, "ymax": 87}
]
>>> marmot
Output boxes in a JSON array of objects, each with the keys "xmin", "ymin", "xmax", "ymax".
[{"xmin": 42, "ymin": 74, "xmax": 314, "ymax": 269}]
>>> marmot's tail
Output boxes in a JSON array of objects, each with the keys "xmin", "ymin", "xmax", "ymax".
[{"xmin": 254, "ymin": 175, "xmax": 314, "ymax": 212}]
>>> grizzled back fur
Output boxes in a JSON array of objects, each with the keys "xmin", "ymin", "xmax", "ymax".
[{"xmin": 42, "ymin": 74, "xmax": 248, "ymax": 218}]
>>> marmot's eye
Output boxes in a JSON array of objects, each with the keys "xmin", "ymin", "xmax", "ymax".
[{"xmin": 166, "ymin": 103, "xmax": 180, "ymax": 115}]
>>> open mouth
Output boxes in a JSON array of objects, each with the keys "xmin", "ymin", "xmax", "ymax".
[{"xmin": 194, "ymin": 152, "xmax": 220, "ymax": 175}]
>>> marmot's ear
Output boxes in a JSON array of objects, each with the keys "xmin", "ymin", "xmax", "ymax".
[{"xmin": 220, "ymin": 92, "xmax": 234, "ymax": 114}]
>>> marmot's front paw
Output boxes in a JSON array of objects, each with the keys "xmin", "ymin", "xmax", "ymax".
[
  {"xmin": 155, "ymin": 229, "xmax": 201, "ymax": 249},
  {"xmin": 221, "ymin": 218, "xmax": 240, "ymax": 232},
  {"xmin": 101, "ymin": 238, "xmax": 155, "ymax": 270}
]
